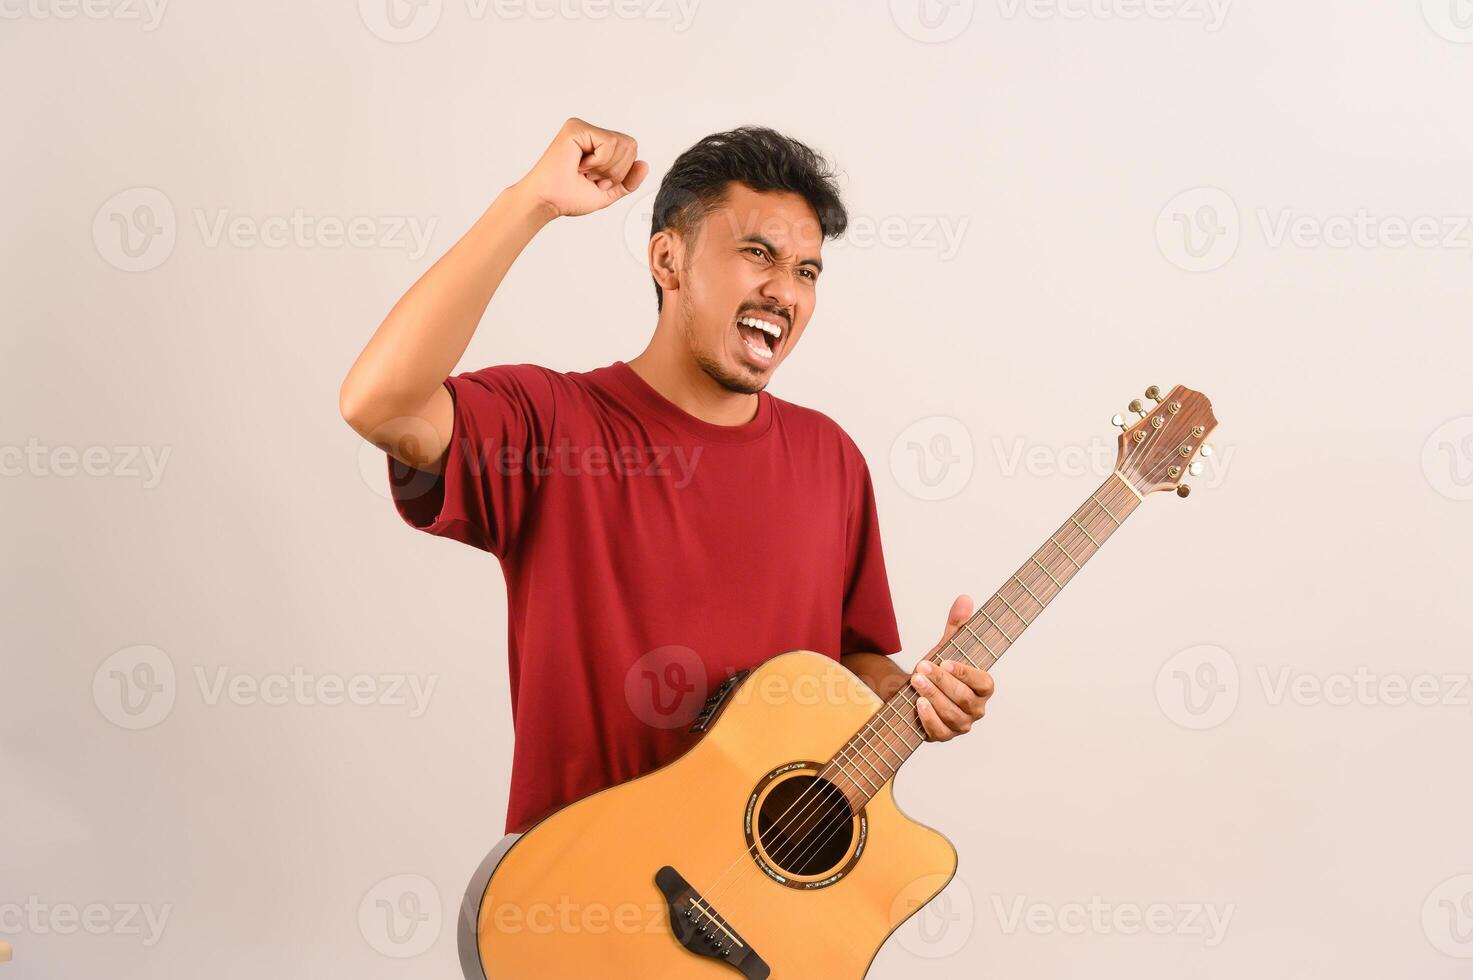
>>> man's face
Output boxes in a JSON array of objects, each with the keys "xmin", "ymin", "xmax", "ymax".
[{"xmin": 670, "ymin": 183, "xmax": 825, "ymax": 394}]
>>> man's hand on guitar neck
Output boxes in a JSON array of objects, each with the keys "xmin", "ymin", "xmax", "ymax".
[
  {"xmin": 840, "ymin": 594, "xmax": 996, "ymax": 743},
  {"xmin": 911, "ymin": 594, "xmax": 996, "ymax": 742}
]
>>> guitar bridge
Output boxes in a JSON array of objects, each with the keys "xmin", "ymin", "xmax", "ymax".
[{"xmin": 654, "ymin": 866, "xmax": 770, "ymax": 979}]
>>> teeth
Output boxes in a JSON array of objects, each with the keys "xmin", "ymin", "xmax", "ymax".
[
  {"xmin": 738, "ymin": 316, "xmax": 783, "ymax": 340},
  {"xmin": 741, "ymin": 334, "xmax": 774, "ymax": 361}
]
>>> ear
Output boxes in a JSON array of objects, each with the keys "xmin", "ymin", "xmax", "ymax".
[{"xmin": 649, "ymin": 229, "xmax": 683, "ymax": 295}]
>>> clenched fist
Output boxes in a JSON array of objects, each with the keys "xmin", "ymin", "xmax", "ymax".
[{"xmin": 514, "ymin": 117, "xmax": 650, "ymax": 219}]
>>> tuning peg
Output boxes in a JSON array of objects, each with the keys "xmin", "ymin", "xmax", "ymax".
[
  {"xmin": 1111, "ymin": 413, "xmax": 1127, "ymax": 432},
  {"xmin": 1200, "ymin": 443, "xmax": 1214, "ymax": 457},
  {"xmin": 1145, "ymin": 385, "xmax": 1162, "ymax": 403},
  {"xmin": 1128, "ymin": 399, "xmax": 1147, "ymax": 418},
  {"xmin": 1188, "ymin": 461, "xmax": 1203, "ymax": 476},
  {"xmin": 1176, "ymin": 484, "xmax": 1191, "ymax": 498}
]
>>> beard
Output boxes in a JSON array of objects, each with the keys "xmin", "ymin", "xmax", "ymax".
[{"xmin": 680, "ymin": 289, "xmax": 767, "ymax": 395}]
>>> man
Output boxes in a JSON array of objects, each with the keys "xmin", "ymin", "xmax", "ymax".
[{"xmin": 340, "ymin": 118, "xmax": 994, "ymax": 835}]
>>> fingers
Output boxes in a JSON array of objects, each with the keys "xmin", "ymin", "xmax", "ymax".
[
  {"xmin": 916, "ymin": 694, "xmax": 951, "ymax": 742},
  {"xmin": 911, "ymin": 659, "xmax": 995, "ymax": 742},
  {"xmin": 941, "ymin": 594, "xmax": 974, "ymax": 643},
  {"xmin": 913, "ymin": 592, "xmax": 996, "ymax": 744},
  {"xmin": 590, "ymin": 151, "xmax": 642, "ymax": 193},
  {"xmin": 579, "ymin": 138, "xmax": 627, "ymax": 186},
  {"xmin": 925, "ymin": 662, "xmax": 983, "ymax": 716},
  {"xmin": 946, "ymin": 660, "xmax": 996, "ymax": 702},
  {"xmin": 622, "ymin": 158, "xmax": 651, "ymax": 193},
  {"xmin": 531, "ymin": 117, "xmax": 646, "ymax": 216},
  {"xmin": 911, "ymin": 662, "xmax": 973, "ymax": 736},
  {"xmin": 569, "ymin": 119, "xmax": 642, "ymax": 193}
]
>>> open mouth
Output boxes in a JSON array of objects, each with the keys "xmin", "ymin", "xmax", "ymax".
[{"xmin": 735, "ymin": 313, "xmax": 785, "ymax": 365}]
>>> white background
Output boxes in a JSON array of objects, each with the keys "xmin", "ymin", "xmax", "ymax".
[{"xmin": 4, "ymin": 1, "xmax": 1472, "ymax": 977}]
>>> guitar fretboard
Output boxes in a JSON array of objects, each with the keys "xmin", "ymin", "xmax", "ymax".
[{"xmin": 820, "ymin": 471, "xmax": 1144, "ymax": 808}]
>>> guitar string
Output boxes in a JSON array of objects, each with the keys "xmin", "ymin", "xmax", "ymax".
[
  {"xmin": 701, "ymin": 501, "xmax": 1118, "ymax": 914},
  {"xmin": 693, "ymin": 478, "xmax": 1131, "ymax": 911},
  {"xmin": 728, "ymin": 419, "xmax": 1195, "ymax": 902},
  {"xmin": 701, "ymin": 477, "xmax": 1137, "ymax": 909},
  {"xmin": 707, "ymin": 426, "xmax": 1196, "ymax": 911},
  {"xmin": 704, "ymin": 476, "xmax": 1176, "ymax": 918},
  {"xmin": 699, "ymin": 414, "xmax": 1196, "ymax": 912}
]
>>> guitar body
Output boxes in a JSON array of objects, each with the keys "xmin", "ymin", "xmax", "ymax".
[{"xmin": 460, "ymin": 651, "xmax": 958, "ymax": 979}]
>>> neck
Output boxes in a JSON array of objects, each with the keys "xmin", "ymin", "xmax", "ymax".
[
  {"xmin": 627, "ymin": 326, "xmax": 760, "ymax": 427},
  {"xmin": 822, "ymin": 470, "xmax": 1145, "ymax": 810}
]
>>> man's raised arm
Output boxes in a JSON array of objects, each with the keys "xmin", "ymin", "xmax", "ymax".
[{"xmin": 338, "ymin": 117, "xmax": 648, "ymax": 471}]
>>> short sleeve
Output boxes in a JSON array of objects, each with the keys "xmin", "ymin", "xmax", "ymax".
[
  {"xmin": 387, "ymin": 363, "xmax": 557, "ymax": 558},
  {"xmin": 839, "ymin": 455, "xmax": 902, "ymax": 657}
]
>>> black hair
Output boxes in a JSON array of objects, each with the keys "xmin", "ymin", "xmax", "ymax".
[{"xmin": 648, "ymin": 126, "xmax": 848, "ymax": 311}]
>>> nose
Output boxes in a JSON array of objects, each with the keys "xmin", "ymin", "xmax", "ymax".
[{"xmin": 758, "ymin": 268, "xmax": 798, "ymax": 317}]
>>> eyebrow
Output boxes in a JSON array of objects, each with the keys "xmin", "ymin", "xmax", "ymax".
[{"xmin": 739, "ymin": 234, "xmax": 823, "ymax": 274}]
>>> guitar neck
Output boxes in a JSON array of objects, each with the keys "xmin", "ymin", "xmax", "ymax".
[{"xmin": 822, "ymin": 470, "xmax": 1145, "ymax": 805}]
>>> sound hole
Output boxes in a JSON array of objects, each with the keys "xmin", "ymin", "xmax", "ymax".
[{"xmin": 755, "ymin": 775, "xmax": 854, "ymax": 877}]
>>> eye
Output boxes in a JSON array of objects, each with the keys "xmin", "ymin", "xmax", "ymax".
[
  {"xmin": 745, "ymin": 246, "xmax": 768, "ymax": 260},
  {"xmin": 800, "ymin": 268, "xmax": 817, "ymax": 281}
]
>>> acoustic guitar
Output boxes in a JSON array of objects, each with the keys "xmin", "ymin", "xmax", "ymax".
[{"xmin": 458, "ymin": 384, "xmax": 1218, "ymax": 978}]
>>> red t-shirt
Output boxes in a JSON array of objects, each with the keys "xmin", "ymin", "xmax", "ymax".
[{"xmin": 388, "ymin": 360, "xmax": 901, "ymax": 833}]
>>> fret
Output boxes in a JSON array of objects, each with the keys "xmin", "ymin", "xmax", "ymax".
[
  {"xmin": 878, "ymin": 705, "xmax": 922, "ymax": 750},
  {"xmin": 979, "ymin": 608, "xmax": 1016, "ymax": 643},
  {"xmin": 997, "ymin": 592, "xmax": 1030, "ymax": 626},
  {"xmin": 833, "ymin": 750, "xmax": 881, "ymax": 792},
  {"xmin": 946, "ymin": 636, "xmax": 980, "ymax": 668},
  {"xmin": 848, "ymin": 744, "xmax": 892, "ymax": 786},
  {"xmin": 1012, "ymin": 574, "xmax": 1044, "ymax": 608},
  {"xmin": 1047, "ymin": 536, "xmax": 1082, "ymax": 570},
  {"xmin": 857, "ymin": 744, "xmax": 895, "ymax": 784},
  {"xmin": 1112, "ymin": 470, "xmax": 1144, "ymax": 501},
  {"xmin": 823, "ymin": 473, "xmax": 1142, "ymax": 812},
  {"xmin": 1030, "ymin": 556, "xmax": 1063, "ymax": 590},
  {"xmin": 960, "ymin": 622, "xmax": 997, "ymax": 659},
  {"xmin": 865, "ymin": 719, "xmax": 909, "ymax": 765},
  {"xmin": 826, "ymin": 765, "xmax": 865, "ymax": 799},
  {"xmin": 893, "ymin": 694, "xmax": 926, "ymax": 738},
  {"xmin": 1068, "ymin": 516, "xmax": 1100, "ymax": 548},
  {"xmin": 827, "ymin": 752, "xmax": 868, "ymax": 793},
  {"xmin": 1088, "ymin": 492, "xmax": 1122, "ymax": 526},
  {"xmin": 881, "ymin": 707, "xmax": 924, "ymax": 756}
]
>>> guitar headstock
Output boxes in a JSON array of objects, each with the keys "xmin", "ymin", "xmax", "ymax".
[{"xmin": 1112, "ymin": 385, "xmax": 1218, "ymax": 497}]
